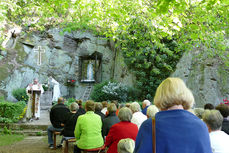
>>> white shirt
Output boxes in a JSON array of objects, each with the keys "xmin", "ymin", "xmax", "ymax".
[
  {"xmin": 209, "ymin": 130, "xmax": 229, "ymax": 153},
  {"xmin": 131, "ymin": 111, "xmax": 147, "ymax": 129},
  {"xmin": 101, "ymin": 107, "xmax": 107, "ymax": 115}
]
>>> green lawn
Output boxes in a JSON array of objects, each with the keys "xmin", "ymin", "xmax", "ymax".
[{"xmin": 0, "ymin": 134, "xmax": 25, "ymax": 146}]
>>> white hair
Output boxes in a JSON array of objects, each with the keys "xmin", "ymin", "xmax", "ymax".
[
  {"xmin": 130, "ymin": 102, "xmax": 141, "ymax": 113},
  {"xmin": 143, "ymin": 100, "xmax": 151, "ymax": 106},
  {"xmin": 147, "ymin": 105, "xmax": 159, "ymax": 118}
]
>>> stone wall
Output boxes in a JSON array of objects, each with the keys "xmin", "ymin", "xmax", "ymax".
[
  {"xmin": 172, "ymin": 48, "xmax": 229, "ymax": 107},
  {"xmin": 0, "ymin": 28, "xmax": 135, "ymax": 101}
]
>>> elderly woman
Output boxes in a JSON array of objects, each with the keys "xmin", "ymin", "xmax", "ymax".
[
  {"xmin": 130, "ymin": 102, "xmax": 147, "ymax": 128},
  {"xmin": 95, "ymin": 102, "xmax": 106, "ymax": 120},
  {"xmin": 202, "ymin": 110, "xmax": 229, "ymax": 153},
  {"xmin": 105, "ymin": 107, "xmax": 138, "ymax": 153},
  {"xmin": 118, "ymin": 138, "xmax": 135, "ymax": 153},
  {"xmin": 194, "ymin": 108, "xmax": 205, "ymax": 119},
  {"xmin": 134, "ymin": 77, "xmax": 212, "ymax": 153},
  {"xmin": 102, "ymin": 103, "xmax": 120, "ymax": 137},
  {"xmin": 74, "ymin": 100, "xmax": 104, "ymax": 153},
  {"xmin": 146, "ymin": 105, "xmax": 159, "ymax": 118}
]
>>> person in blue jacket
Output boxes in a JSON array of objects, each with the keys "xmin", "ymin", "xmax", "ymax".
[{"xmin": 134, "ymin": 77, "xmax": 212, "ymax": 153}]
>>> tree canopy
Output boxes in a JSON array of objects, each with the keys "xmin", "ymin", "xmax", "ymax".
[{"xmin": 1, "ymin": 0, "xmax": 228, "ymax": 53}]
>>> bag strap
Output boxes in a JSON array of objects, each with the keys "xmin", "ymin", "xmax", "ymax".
[{"xmin": 152, "ymin": 117, "xmax": 156, "ymax": 153}]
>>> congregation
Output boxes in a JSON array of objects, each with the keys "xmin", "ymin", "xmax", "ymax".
[{"xmin": 46, "ymin": 77, "xmax": 229, "ymax": 153}]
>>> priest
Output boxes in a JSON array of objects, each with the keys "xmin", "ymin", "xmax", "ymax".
[{"xmin": 26, "ymin": 78, "xmax": 44, "ymax": 120}]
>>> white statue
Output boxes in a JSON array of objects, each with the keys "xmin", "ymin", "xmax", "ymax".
[
  {"xmin": 48, "ymin": 77, "xmax": 61, "ymax": 102},
  {"xmin": 87, "ymin": 62, "xmax": 94, "ymax": 81}
]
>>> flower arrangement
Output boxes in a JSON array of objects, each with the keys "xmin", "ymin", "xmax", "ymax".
[
  {"xmin": 66, "ymin": 79, "xmax": 76, "ymax": 86},
  {"xmin": 221, "ymin": 98, "xmax": 229, "ymax": 106}
]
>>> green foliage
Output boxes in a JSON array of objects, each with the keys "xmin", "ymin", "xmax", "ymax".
[
  {"xmin": 64, "ymin": 98, "xmax": 76, "ymax": 106},
  {"xmin": 2, "ymin": 126, "xmax": 12, "ymax": 135},
  {"xmin": 126, "ymin": 87, "xmax": 141, "ymax": 102},
  {"xmin": 122, "ymin": 28, "xmax": 183, "ymax": 100},
  {"xmin": 91, "ymin": 81, "xmax": 138, "ymax": 102},
  {"xmin": 52, "ymin": 97, "xmax": 76, "ymax": 106},
  {"xmin": 36, "ymin": 131, "xmax": 42, "ymax": 136},
  {"xmin": 12, "ymin": 88, "xmax": 29, "ymax": 103},
  {"xmin": 90, "ymin": 81, "xmax": 110, "ymax": 102},
  {"xmin": 0, "ymin": 101, "xmax": 26, "ymax": 123},
  {"xmin": 42, "ymin": 84, "xmax": 48, "ymax": 91}
]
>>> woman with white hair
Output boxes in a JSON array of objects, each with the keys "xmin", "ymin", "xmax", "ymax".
[
  {"xmin": 134, "ymin": 77, "xmax": 212, "ymax": 153},
  {"xmin": 130, "ymin": 102, "xmax": 147, "ymax": 128},
  {"xmin": 105, "ymin": 107, "xmax": 138, "ymax": 153},
  {"xmin": 146, "ymin": 105, "xmax": 159, "ymax": 118},
  {"xmin": 118, "ymin": 138, "xmax": 135, "ymax": 153},
  {"xmin": 202, "ymin": 110, "xmax": 229, "ymax": 153}
]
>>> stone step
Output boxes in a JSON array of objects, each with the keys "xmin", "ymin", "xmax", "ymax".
[
  {"xmin": 0, "ymin": 129, "xmax": 47, "ymax": 136},
  {"xmin": 41, "ymin": 106, "xmax": 51, "ymax": 110},
  {"xmin": 0, "ymin": 123, "xmax": 49, "ymax": 131}
]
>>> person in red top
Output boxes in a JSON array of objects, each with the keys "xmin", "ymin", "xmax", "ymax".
[{"xmin": 105, "ymin": 107, "xmax": 138, "ymax": 153}]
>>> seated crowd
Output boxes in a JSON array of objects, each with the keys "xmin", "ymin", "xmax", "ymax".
[{"xmin": 47, "ymin": 77, "xmax": 229, "ymax": 153}]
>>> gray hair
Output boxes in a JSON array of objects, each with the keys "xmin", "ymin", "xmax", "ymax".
[
  {"xmin": 107, "ymin": 103, "xmax": 117, "ymax": 113},
  {"xmin": 202, "ymin": 110, "xmax": 223, "ymax": 131},
  {"xmin": 147, "ymin": 105, "xmax": 159, "ymax": 118},
  {"xmin": 117, "ymin": 138, "xmax": 135, "ymax": 153},
  {"xmin": 194, "ymin": 108, "xmax": 204, "ymax": 119},
  {"xmin": 130, "ymin": 102, "xmax": 141, "ymax": 113},
  {"xmin": 70, "ymin": 102, "xmax": 79, "ymax": 111},
  {"xmin": 95, "ymin": 102, "xmax": 103, "ymax": 111},
  {"xmin": 118, "ymin": 107, "xmax": 133, "ymax": 122},
  {"xmin": 143, "ymin": 100, "xmax": 151, "ymax": 106}
]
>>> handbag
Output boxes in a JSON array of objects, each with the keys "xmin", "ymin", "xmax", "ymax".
[{"xmin": 152, "ymin": 117, "xmax": 156, "ymax": 153}]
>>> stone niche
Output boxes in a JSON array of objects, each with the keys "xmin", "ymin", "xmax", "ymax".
[
  {"xmin": 0, "ymin": 28, "xmax": 136, "ymax": 101},
  {"xmin": 79, "ymin": 51, "xmax": 102, "ymax": 83}
]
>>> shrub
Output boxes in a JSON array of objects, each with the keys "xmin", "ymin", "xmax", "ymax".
[
  {"xmin": 65, "ymin": 98, "xmax": 76, "ymax": 106},
  {"xmin": 42, "ymin": 84, "xmax": 48, "ymax": 91},
  {"xmin": 102, "ymin": 82, "xmax": 128, "ymax": 102},
  {"xmin": 0, "ymin": 101, "xmax": 26, "ymax": 123},
  {"xmin": 90, "ymin": 81, "xmax": 110, "ymax": 102},
  {"xmin": 91, "ymin": 81, "xmax": 137, "ymax": 102},
  {"xmin": 12, "ymin": 88, "xmax": 29, "ymax": 103}
]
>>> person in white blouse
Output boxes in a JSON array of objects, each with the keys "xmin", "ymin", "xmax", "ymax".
[
  {"xmin": 203, "ymin": 109, "xmax": 229, "ymax": 153},
  {"xmin": 130, "ymin": 102, "xmax": 147, "ymax": 129}
]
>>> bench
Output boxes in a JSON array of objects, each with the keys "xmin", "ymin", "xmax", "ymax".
[
  {"xmin": 62, "ymin": 137, "xmax": 76, "ymax": 153},
  {"xmin": 53, "ymin": 131, "xmax": 61, "ymax": 149},
  {"xmin": 82, "ymin": 145, "xmax": 106, "ymax": 153}
]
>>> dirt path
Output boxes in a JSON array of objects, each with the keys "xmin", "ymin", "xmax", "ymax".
[{"xmin": 0, "ymin": 136, "xmax": 74, "ymax": 153}]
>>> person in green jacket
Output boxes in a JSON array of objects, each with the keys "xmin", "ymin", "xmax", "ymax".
[{"xmin": 74, "ymin": 100, "xmax": 104, "ymax": 153}]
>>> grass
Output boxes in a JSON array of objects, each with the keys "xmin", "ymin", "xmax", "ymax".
[{"xmin": 0, "ymin": 134, "xmax": 25, "ymax": 146}]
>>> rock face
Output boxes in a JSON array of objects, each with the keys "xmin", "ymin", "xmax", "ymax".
[
  {"xmin": 0, "ymin": 28, "xmax": 135, "ymax": 101},
  {"xmin": 172, "ymin": 49, "xmax": 229, "ymax": 107}
]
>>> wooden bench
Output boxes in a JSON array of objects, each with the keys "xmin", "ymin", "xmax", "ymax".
[
  {"xmin": 53, "ymin": 131, "xmax": 61, "ymax": 149},
  {"xmin": 82, "ymin": 145, "xmax": 105, "ymax": 153},
  {"xmin": 62, "ymin": 137, "xmax": 76, "ymax": 153}
]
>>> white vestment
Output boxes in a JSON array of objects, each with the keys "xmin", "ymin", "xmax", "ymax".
[
  {"xmin": 26, "ymin": 83, "xmax": 44, "ymax": 119},
  {"xmin": 49, "ymin": 78, "xmax": 61, "ymax": 102}
]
